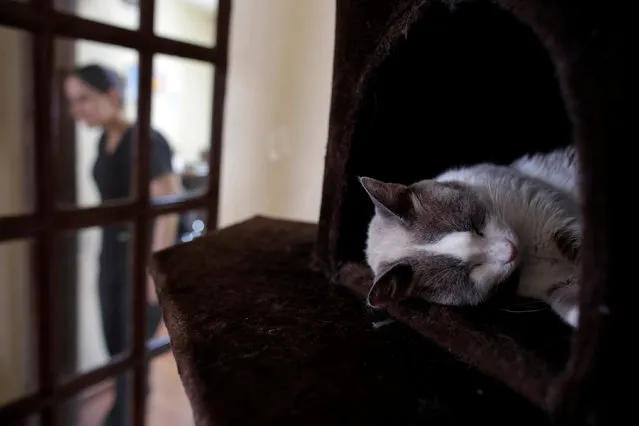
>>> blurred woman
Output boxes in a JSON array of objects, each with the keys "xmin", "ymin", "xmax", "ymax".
[{"xmin": 64, "ymin": 63, "xmax": 181, "ymax": 426}]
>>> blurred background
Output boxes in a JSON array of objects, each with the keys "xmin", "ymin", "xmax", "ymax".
[{"xmin": 0, "ymin": 0, "xmax": 335, "ymax": 424}]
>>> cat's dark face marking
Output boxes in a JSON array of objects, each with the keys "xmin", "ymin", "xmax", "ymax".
[
  {"xmin": 360, "ymin": 176, "xmax": 519, "ymax": 309},
  {"xmin": 553, "ymin": 228, "xmax": 580, "ymax": 262}
]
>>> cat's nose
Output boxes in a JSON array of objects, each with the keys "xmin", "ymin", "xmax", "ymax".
[
  {"xmin": 506, "ymin": 240, "xmax": 518, "ymax": 263},
  {"xmin": 487, "ymin": 239, "xmax": 518, "ymax": 264}
]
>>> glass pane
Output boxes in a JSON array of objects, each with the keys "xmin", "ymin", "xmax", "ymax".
[
  {"xmin": 0, "ymin": 27, "xmax": 34, "ymax": 216},
  {"xmin": 55, "ymin": 223, "xmax": 133, "ymax": 381},
  {"xmin": 144, "ymin": 208, "xmax": 208, "ymax": 426},
  {"xmin": 58, "ymin": 372, "xmax": 132, "ymax": 426},
  {"xmin": 54, "ymin": 38, "xmax": 139, "ymax": 209},
  {"xmin": 55, "ymin": 0, "xmax": 139, "ymax": 31},
  {"xmin": 154, "ymin": 0, "xmax": 217, "ymax": 47},
  {"xmin": 175, "ymin": 209, "xmax": 208, "ymax": 244},
  {"xmin": 145, "ymin": 208, "xmax": 206, "ymax": 339},
  {"xmin": 151, "ymin": 209, "xmax": 208, "ymax": 257},
  {"xmin": 0, "ymin": 239, "xmax": 37, "ymax": 406},
  {"xmin": 151, "ymin": 55, "xmax": 214, "ymax": 202},
  {"xmin": 146, "ymin": 351, "xmax": 193, "ymax": 425}
]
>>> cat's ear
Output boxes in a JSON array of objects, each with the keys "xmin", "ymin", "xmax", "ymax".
[
  {"xmin": 366, "ymin": 262, "xmax": 414, "ymax": 309},
  {"xmin": 358, "ymin": 176, "xmax": 413, "ymax": 220}
]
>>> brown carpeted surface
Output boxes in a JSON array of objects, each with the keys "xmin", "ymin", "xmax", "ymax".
[{"xmin": 151, "ymin": 216, "xmax": 551, "ymax": 426}]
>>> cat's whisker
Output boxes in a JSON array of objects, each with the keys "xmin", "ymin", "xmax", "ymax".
[{"xmin": 499, "ymin": 307, "xmax": 549, "ymax": 313}]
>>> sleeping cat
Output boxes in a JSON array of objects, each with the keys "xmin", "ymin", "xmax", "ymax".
[{"xmin": 360, "ymin": 146, "xmax": 582, "ymax": 328}]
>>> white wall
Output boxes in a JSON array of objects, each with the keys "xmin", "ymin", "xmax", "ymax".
[
  {"xmin": 151, "ymin": 54, "xmax": 214, "ymax": 165},
  {"xmin": 0, "ymin": 27, "xmax": 35, "ymax": 405},
  {"xmin": 218, "ymin": 0, "xmax": 335, "ymax": 227}
]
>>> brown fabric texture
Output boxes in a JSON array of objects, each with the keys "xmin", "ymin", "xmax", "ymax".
[
  {"xmin": 312, "ymin": 1, "xmax": 630, "ymax": 425},
  {"xmin": 151, "ymin": 217, "xmax": 550, "ymax": 426}
]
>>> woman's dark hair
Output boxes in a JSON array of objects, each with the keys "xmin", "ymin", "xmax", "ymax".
[{"xmin": 71, "ymin": 64, "xmax": 125, "ymax": 101}]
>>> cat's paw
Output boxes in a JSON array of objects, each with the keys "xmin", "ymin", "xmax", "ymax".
[{"xmin": 565, "ymin": 306, "xmax": 580, "ymax": 328}]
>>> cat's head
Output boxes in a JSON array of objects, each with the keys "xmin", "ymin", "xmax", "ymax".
[{"xmin": 359, "ymin": 176, "xmax": 519, "ymax": 309}]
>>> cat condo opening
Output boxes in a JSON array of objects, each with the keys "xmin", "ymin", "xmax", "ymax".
[{"xmin": 314, "ymin": 0, "xmax": 572, "ymax": 271}]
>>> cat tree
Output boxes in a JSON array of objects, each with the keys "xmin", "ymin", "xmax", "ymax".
[{"xmin": 151, "ymin": 1, "xmax": 629, "ymax": 425}]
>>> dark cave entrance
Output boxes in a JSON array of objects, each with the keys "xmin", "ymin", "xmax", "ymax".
[{"xmin": 337, "ymin": 0, "xmax": 572, "ymax": 265}]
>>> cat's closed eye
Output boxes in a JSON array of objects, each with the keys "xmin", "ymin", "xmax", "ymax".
[
  {"xmin": 471, "ymin": 222, "xmax": 484, "ymax": 237},
  {"xmin": 468, "ymin": 214, "xmax": 485, "ymax": 237}
]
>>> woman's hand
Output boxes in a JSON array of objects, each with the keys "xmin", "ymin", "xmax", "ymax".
[
  {"xmin": 147, "ymin": 172, "xmax": 180, "ymax": 306},
  {"xmin": 147, "ymin": 274, "xmax": 159, "ymax": 305}
]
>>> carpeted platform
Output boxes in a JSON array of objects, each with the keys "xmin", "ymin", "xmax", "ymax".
[{"xmin": 151, "ymin": 216, "xmax": 551, "ymax": 426}]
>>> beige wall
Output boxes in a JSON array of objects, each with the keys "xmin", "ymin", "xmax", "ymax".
[
  {"xmin": 218, "ymin": 0, "xmax": 335, "ymax": 227},
  {"xmin": 0, "ymin": 27, "xmax": 34, "ymax": 405}
]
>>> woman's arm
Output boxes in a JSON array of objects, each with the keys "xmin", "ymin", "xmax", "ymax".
[
  {"xmin": 150, "ymin": 173, "xmax": 181, "ymax": 251},
  {"xmin": 147, "ymin": 172, "xmax": 181, "ymax": 303}
]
